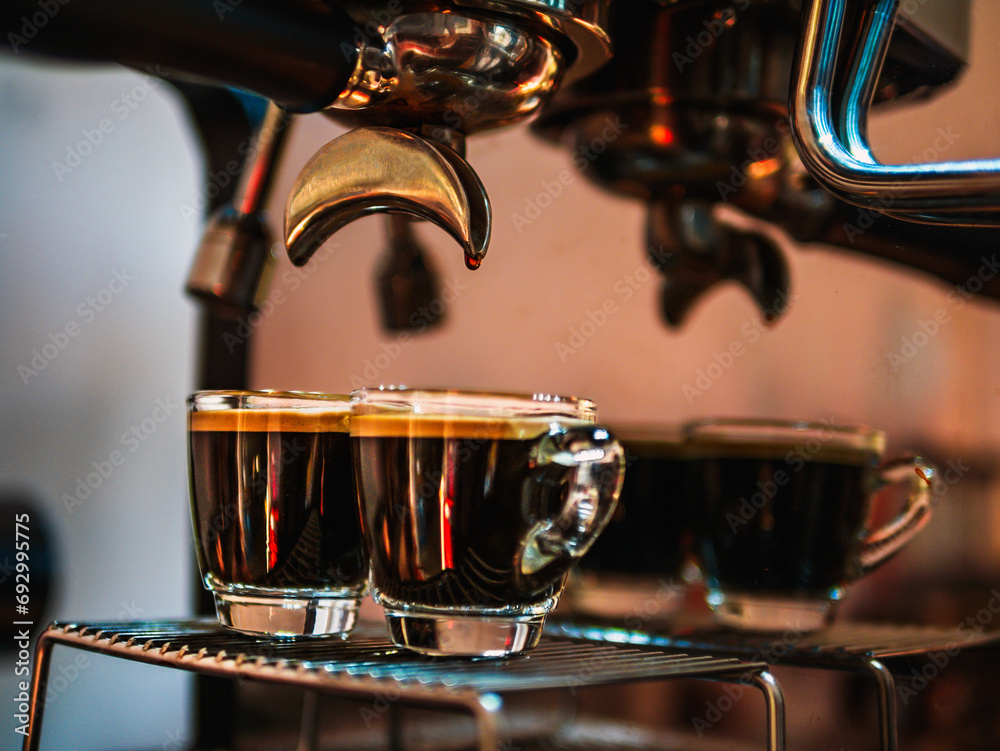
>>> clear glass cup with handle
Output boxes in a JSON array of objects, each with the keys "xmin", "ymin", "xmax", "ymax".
[
  {"xmin": 351, "ymin": 387, "xmax": 626, "ymax": 657},
  {"xmin": 685, "ymin": 418, "xmax": 935, "ymax": 632}
]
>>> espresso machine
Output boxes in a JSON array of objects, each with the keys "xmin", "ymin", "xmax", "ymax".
[
  {"xmin": 7, "ymin": 0, "xmax": 996, "ymax": 324},
  {"xmin": 5, "ymin": 0, "xmax": 1000, "ymax": 749}
]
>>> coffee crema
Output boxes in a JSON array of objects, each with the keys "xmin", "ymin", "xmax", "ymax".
[
  {"xmin": 350, "ymin": 413, "xmax": 589, "ymax": 439},
  {"xmin": 189, "ymin": 408, "xmax": 350, "ymax": 433}
]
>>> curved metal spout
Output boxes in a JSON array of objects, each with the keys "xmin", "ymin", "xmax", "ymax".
[{"xmin": 284, "ymin": 127, "xmax": 490, "ymax": 268}]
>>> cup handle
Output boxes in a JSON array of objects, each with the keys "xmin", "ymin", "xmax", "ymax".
[
  {"xmin": 516, "ymin": 425, "xmax": 625, "ymax": 589},
  {"xmin": 856, "ymin": 456, "xmax": 935, "ymax": 575}
]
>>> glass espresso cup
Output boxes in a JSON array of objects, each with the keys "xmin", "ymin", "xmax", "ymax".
[
  {"xmin": 351, "ymin": 388, "xmax": 626, "ymax": 657},
  {"xmin": 685, "ymin": 419, "xmax": 934, "ymax": 632},
  {"xmin": 187, "ymin": 391, "xmax": 367, "ymax": 636},
  {"xmin": 566, "ymin": 427, "xmax": 691, "ymax": 624}
]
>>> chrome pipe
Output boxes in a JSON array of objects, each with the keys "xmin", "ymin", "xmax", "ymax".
[{"xmin": 790, "ymin": 0, "xmax": 1000, "ymax": 223}]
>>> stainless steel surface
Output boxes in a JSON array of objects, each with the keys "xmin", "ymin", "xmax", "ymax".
[
  {"xmin": 646, "ymin": 199, "xmax": 792, "ymax": 328},
  {"xmin": 280, "ymin": 1, "xmax": 613, "ymax": 278},
  {"xmin": 529, "ymin": 0, "xmax": 994, "ymax": 323},
  {"xmin": 330, "ymin": 11, "xmax": 565, "ymax": 134},
  {"xmin": 232, "ymin": 104, "xmax": 292, "ymax": 217},
  {"xmin": 284, "ymin": 127, "xmax": 491, "ymax": 269},
  {"xmin": 554, "ymin": 619, "xmax": 1000, "ymax": 661},
  {"xmin": 790, "ymin": 0, "xmax": 1000, "ymax": 222},
  {"xmin": 338, "ymin": 0, "xmax": 612, "ymax": 85},
  {"xmin": 22, "ymin": 619, "xmax": 784, "ymax": 751},
  {"xmin": 532, "ymin": 1, "xmax": 808, "ymax": 326}
]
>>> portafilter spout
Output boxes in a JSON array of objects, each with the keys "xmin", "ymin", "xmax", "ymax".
[
  {"xmin": 284, "ymin": 127, "xmax": 490, "ymax": 271},
  {"xmin": 283, "ymin": 2, "xmax": 611, "ymax": 272}
]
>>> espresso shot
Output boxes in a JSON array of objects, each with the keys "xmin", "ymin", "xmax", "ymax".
[
  {"xmin": 187, "ymin": 392, "xmax": 365, "ymax": 636},
  {"xmin": 684, "ymin": 419, "xmax": 933, "ymax": 631},
  {"xmin": 352, "ymin": 413, "xmax": 584, "ymax": 610},
  {"xmin": 350, "ymin": 387, "xmax": 625, "ymax": 657},
  {"xmin": 687, "ymin": 448, "xmax": 877, "ymax": 597}
]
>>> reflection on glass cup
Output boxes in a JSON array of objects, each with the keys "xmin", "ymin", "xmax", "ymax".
[
  {"xmin": 187, "ymin": 391, "xmax": 367, "ymax": 637},
  {"xmin": 685, "ymin": 419, "xmax": 935, "ymax": 632},
  {"xmin": 567, "ymin": 428, "xmax": 691, "ymax": 625},
  {"xmin": 351, "ymin": 387, "xmax": 626, "ymax": 657}
]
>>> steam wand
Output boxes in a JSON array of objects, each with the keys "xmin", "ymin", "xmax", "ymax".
[{"xmin": 185, "ymin": 102, "xmax": 291, "ymax": 318}]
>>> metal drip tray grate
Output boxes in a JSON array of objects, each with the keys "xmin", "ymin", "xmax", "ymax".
[
  {"xmin": 551, "ymin": 619, "xmax": 1000, "ymax": 663},
  {"xmin": 24, "ymin": 619, "xmax": 787, "ymax": 751},
  {"xmin": 551, "ymin": 618, "xmax": 1000, "ymax": 751},
  {"xmin": 38, "ymin": 618, "xmax": 755, "ymax": 691},
  {"xmin": 23, "ymin": 619, "xmax": 786, "ymax": 751}
]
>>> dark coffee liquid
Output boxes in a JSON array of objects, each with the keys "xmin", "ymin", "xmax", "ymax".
[
  {"xmin": 189, "ymin": 410, "xmax": 365, "ymax": 591},
  {"xmin": 353, "ymin": 415, "xmax": 587, "ymax": 609},
  {"xmin": 578, "ymin": 436, "xmax": 689, "ymax": 578},
  {"xmin": 687, "ymin": 449, "xmax": 877, "ymax": 596}
]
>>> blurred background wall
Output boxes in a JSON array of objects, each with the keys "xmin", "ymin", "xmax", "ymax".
[
  {"xmin": 1, "ymin": 0, "xmax": 999, "ymax": 748},
  {"xmin": 0, "ymin": 62, "xmax": 198, "ymax": 749}
]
